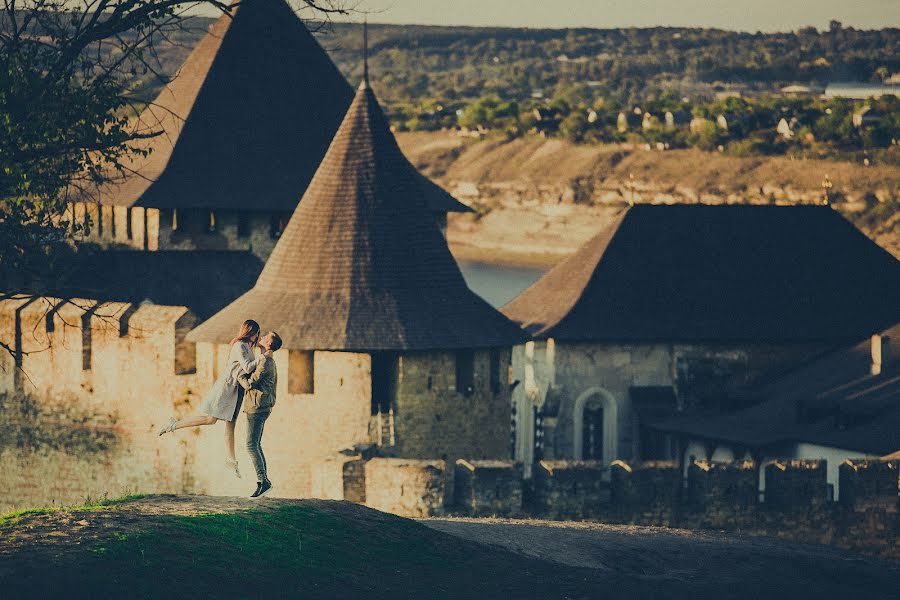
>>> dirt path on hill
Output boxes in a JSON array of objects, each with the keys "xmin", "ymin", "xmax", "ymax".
[{"xmin": 422, "ymin": 517, "xmax": 900, "ymax": 596}]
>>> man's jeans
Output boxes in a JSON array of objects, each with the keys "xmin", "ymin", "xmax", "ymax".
[{"xmin": 246, "ymin": 412, "xmax": 270, "ymax": 483}]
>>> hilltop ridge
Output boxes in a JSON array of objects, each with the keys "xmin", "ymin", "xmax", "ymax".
[{"xmin": 1, "ymin": 495, "xmax": 898, "ymax": 599}]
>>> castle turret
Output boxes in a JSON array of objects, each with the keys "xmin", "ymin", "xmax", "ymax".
[
  {"xmin": 79, "ymin": 0, "xmax": 468, "ymax": 259},
  {"xmin": 189, "ymin": 80, "xmax": 527, "ymax": 461}
]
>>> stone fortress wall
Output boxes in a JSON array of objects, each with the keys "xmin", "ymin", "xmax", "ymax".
[
  {"xmin": 71, "ymin": 202, "xmax": 160, "ymax": 251},
  {"xmin": 69, "ymin": 201, "xmax": 286, "ymax": 261},
  {"xmin": 70, "ymin": 202, "xmax": 447, "ymax": 261},
  {"xmin": 313, "ymin": 455, "xmax": 899, "ymax": 560},
  {"xmin": 0, "ymin": 298, "xmax": 512, "ymax": 511}
]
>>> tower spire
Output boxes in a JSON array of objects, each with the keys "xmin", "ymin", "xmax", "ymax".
[{"xmin": 360, "ymin": 16, "xmax": 369, "ymax": 90}]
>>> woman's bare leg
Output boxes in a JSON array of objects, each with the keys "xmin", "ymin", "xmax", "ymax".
[
  {"xmin": 224, "ymin": 419, "xmax": 237, "ymax": 462},
  {"xmin": 174, "ymin": 415, "xmax": 218, "ymax": 429}
]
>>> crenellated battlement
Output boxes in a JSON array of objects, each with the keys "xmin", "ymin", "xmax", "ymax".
[{"xmin": 311, "ymin": 456, "xmax": 899, "ymax": 560}]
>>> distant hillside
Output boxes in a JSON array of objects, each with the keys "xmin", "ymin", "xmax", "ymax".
[
  {"xmin": 324, "ymin": 22, "xmax": 900, "ymax": 105},
  {"xmin": 135, "ymin": 19, "xmax": 899, "ymax": 107}
]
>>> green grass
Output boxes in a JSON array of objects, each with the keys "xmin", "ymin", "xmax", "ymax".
[
  {"xmin": 83, "ymin": 493, "xmax": 152, "ymax": 508},
  {"xmin": 0, "ymin": 507, "xmax": 58, "ymax": 527},
  {"xmin": 0, "ymin": 494, "xmax": 151, "ymax": 527}
]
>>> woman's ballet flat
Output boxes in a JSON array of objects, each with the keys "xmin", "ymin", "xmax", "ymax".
[
  {"xmin": 226, "ymin": 458, "xmax": 242, "ymax": 479},
  {"xmin": 157, "ymin": 417, "xmax": 177, "ymax": 436}
]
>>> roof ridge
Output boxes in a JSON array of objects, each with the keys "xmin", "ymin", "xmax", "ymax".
[
  {"xmin": 501, "ymin": 208, "xmax": 631, "ymax": 336},
  {"xmin": 129, "ymin": 8, "xmax": 235, "ymax": 194}
]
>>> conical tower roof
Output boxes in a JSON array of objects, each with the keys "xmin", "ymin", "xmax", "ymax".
[
  {"xmin": 188, "ymin": 84, "xmax": 526, "ymax": 350},
  {"xmin": 93, "ymin": 0, "xmax": 467, "ymax": 213}
]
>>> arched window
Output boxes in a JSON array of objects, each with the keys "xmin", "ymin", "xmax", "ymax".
[
  {"xmin": 572, "ymin": 388, "xmax": 618, "ymax": 463},
  {"xmin": 582, "ymin": 401, "xmax": 604, "ymax": 460}
]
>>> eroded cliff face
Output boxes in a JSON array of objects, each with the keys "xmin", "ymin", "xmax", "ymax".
[{"xmin": 396, "ymin": 132, "xmax": 900, "ymax": 265}]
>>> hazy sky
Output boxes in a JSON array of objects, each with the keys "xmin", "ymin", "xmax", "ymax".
[{"xmin": 323, "ymin": 0, "xmax": 900, "ymax": 31}]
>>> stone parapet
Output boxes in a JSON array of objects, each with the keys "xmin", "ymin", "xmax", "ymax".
[
  {"xmin": 839, "ymin": 459, "xmax": 899, "ymax": 513},
  {"xmin": 453, "ymin": 459, "xmax": 523, "ymax": 516},
  {"xmin": 364, "ymin": 458, "xmax": 449, "ymax": 518},
  {"xmin": 764, "ymin": 459, "xmax": 829, "ymax": 510},
  {"xmin": 530, "ymin": 460, "xmax": 608, "ymax": 519},
  {"xmin": 610, "ymin": 460, "xmax": 680, "ymax": 524}
]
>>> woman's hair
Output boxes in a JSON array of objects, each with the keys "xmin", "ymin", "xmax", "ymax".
[{"xmin": 230, "ymin": 320, "xmax": 260, "ymax": 345}]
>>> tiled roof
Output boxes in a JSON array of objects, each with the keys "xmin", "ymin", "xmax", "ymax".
[{"xmin": 502, "ymin": 204, "xmax": 900, "ymax": 342}]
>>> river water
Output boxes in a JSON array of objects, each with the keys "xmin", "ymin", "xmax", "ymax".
[{"xmin": 458, "ymin": 261, "xmax": 548, "ymax": 308}]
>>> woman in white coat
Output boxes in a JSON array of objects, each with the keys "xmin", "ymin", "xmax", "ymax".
[{"xmin": 158, "ymin": 319, "xmax": 271, "ymax": 478}]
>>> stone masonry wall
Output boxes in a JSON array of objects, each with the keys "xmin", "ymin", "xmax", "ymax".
[
  {"xmin": 0, "ymin": 297, "xmax": 196, "ymax": 511},
  {"xmin": 71, "ymin": 202, "xmax": 282, "ymax": 261},
  {"xmin": 0, "ymin": 299, "xmax": 517, "ymax": 511},
  {"xmin": 610, "ymin": 459, "xmax": 900, "ymax": 561},
  {"xmin": 364, "ymin": 458, "xmax": 450, "ymax": 518},
  {"xmin": 392, "ymin": 350, "xmax": 512, "ymax": 461},
  {"xmin": 609, "ymin": 459, "xmax": 680, "ymax": 525},
  {"xmin": 840, "ymin": 459, "xmax": 899, "ymax": 512},
  {"xmin": 192, "ymin": 345, "xmax": 373, "ymax": 498},
  {"xmin": 530, "ymin": 460, "xmax": 609, "ymax": 519},
  {"xmin": 686, "ymin": 460, "xmax": 758, "ymax": 527},
  {"xmin": 512, "ymin": 340, "xmax": 830, "ymax": 468},
  {"xmin": 764, "ymin": 459, "xmax": 829, "ymax": 510},
  {"xmin": 0, "ymin": 298, "xmax": 374, "ymax": 511},
  {"xmin": 315, "ymin": 455, "xmax": 897, "ymax": 561},
  {"xmin": 73, "ymin": 203, "xmax": 159, "ymax": 251},
  {"xmin": 156, "ymin": 210, "xmax": 284, "ymax": 261},
  {"xmin": 454, "ymin": 459, "xmax": 523, "ymax": 516}
]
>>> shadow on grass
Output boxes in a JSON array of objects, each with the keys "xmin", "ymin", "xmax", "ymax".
[{"xmin": 4, "ymin": 503, "xmax": 597, "ymax": 600}]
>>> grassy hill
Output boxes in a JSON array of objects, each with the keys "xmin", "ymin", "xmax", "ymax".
[
  {"xmin": 0, "ymin": 496, "xmax": 583, "ymax": 600},
  {"xmin": 2, "ymin": 495, "xmax": 899, "ymax": 600}
]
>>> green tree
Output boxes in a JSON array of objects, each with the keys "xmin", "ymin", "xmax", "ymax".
[
  {"xmin": 458, "ymin": 96, "xmax": 519, "ymax": 132},
  {"xmin": 559, "ymin": 110, "xmax": 588, "ymax": 142}
]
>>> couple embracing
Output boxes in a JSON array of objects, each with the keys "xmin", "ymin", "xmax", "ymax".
[{"xmin": 159, "ymin": 320, "xmax": 281, "ymax": 499}]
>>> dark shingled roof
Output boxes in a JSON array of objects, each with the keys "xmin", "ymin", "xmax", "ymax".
[
  {"xmin": 187, "ymin": 83, "xmax": 527, "ymax": 351},
  {"xmin": 652, "ymin": 323, "xmax": 900, "ymax": 456},
  {"xmin": 26, "ymin": 248, "xmax": 263, "ymax": 320},
  {"xmin": 91, "ymin": 0, "xmax": 468, "ymax": 214},
  {"xmin": 502, "ymin": 204, "xmax": 900, "ymax": 343}
]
